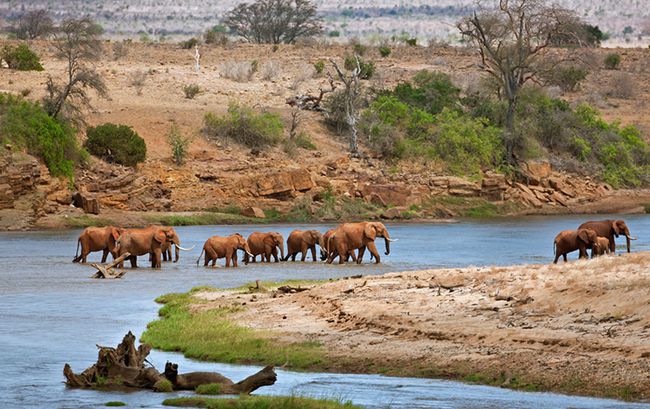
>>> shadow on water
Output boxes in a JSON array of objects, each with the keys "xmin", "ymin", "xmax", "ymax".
[{"xmin": 0, "ymin": 214, "xmax": 649, "ymax": 408}]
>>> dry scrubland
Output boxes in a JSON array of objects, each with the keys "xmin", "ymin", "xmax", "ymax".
[
  {"xmin": 1, "ymin": 0, "xmax": 649, "ymax": 42},
  {"xmin": 189, "ymin": 252, "xmax": 650, "ymax": 400}
]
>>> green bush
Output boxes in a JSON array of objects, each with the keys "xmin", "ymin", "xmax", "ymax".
[
  {"xmin": 85, "ymin": 123, "xmax": 147, "ymax": 166},
  {"xmin": 405, "ymin": 38, "xmax": 417, "ymax": 46},
  {"xmin": 203, "ymin": 103, "xmax": 283, "ymax": 148},
  {"xmin": 353, "ymin": 43, "xmax": 367, "ymax": 56},
  {"xmin": 344, "ymin": 54, "xmax": 375, "ymax": 79},
  {"xmin": 195, "ymin": 383, "xmax": 221, "ymax": 395},
  {"xmin": 0, "ymin": 93, "xmax": 81, "ymax": 180},
  {"xmin": 389, "ymin": 70, "xmax": 460, "ymax": 115},
  {"xmin": 313, "ymin": 59, "xmax": 325, "ymax": 75},
  {"xmin": 548, "ymin": 65, "xmax": 588, "ymax": 92},
  {"xmin": 183, "ymin": 84, "xmax": 200, "ymax": 99},
  {"xmin": 604, "ymin": 53, "xmax": 621, "ymax": 70},
  {"xmin": 179, "ymin": 37, "xmax": 199, "ymax": 49},
  {"xmin": 378, "ymin": 46, "xmax": 391, "ymax": 57},
  {"xmin": 167, "ymin": 124, "xmax": 191, "ymax": 165},
  {"xmin": 1, "ymin": 44, "xmax": 44, "ymax": 71}
]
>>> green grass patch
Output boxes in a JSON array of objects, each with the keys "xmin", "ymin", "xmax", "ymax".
[
  {"xmin": 162, "ymin": 396, "xmax": 360, "ymax": 409},
  {"xmin": 195, "ymin": 383, "xmax": 222, "ymax": 395},
  {"xmin": 465, "ymin": 202, "xmax": 498, "ymax": 218},
  {"xmin": 105, "ymin": 402, "xmax": 126, "ymax": 407},
  {"xmin": 141, "ymin": 287, "xmax": 325, "ymax": 369},
  {"xmin": 145, "ymin": 212, "xmax": 256, "ymax": 226},
  {"xmin": 644, "ymin": 204, "xmax": 650, "ymax": 214}
]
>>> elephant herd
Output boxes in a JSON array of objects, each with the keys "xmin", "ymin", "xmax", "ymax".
[
  {"xmin": 553, "ymin": 219, "xmax": 637, "ymax": 264},
  {"xmin": 72, "ymin": 221, "xmax": 395, "ymax": 269}
]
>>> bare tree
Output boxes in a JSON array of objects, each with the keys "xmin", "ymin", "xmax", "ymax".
[
  {"xmin": 225, "ymin": 0, "xmax": 323, "ymax": 44},
  {"xmin": 43, "ymin": 19, "xmax": 108, "ymax": 122},
  {"xmin": 458, "ymin": 0, "xmax": 581, "ymax": 162},
  {"xmin": 15, "ymin": 9, "xmax": 54, "ymax": 40},
  {"xmin": 329, "ymin": 57, "xmax": 362, "ymax": 157}
]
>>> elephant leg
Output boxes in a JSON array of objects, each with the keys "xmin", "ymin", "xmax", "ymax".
[
  {"xmin": 130, "ymin": 256, "xmax": 138, "ymax": 268},
  {"xmin": 609, "ymin": 235, "xmax": 616, "ymax": 254},
  {"xmin": 232, "ymin": 252, "xmax": 238, "ymax": 267},
  {"xmin": 291, "ymin": 253, "xmax": 297, "ymax": 261},
  {"xmin": 310, "ymin": 245, "xmax": 317, "ymax": 262},
  {"xmin": 101, "ymin": 249, "xmax": 109, "ymax": 263},
  {"xmin": 271, "ymin": 247, "xmax": 279, "ymax": 263},
  {"xmin": 366, "ymin": 242, "xmax": 380, "ymax": 264},
  {"xmin": 152, "ymin": 250, "xmax": 162, "ymax": 268},
  {"xmin": 354, "ymin": 247, "xmax": 363, "ymax": 263},
  {"xmin": 563, "ymin": 254, "xmax": 567, "ymax": 262},
  {"xmin": 225, "ymin": 252, "xmax": 231, "ymax": 267},
  {"xmin": 553, "ymin": 253, "xmax": 559, "ymax": 264}
]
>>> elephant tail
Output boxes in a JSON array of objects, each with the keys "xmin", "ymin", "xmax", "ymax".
[
  {"xmin": 196, "ymin": 249, "xmax": 205, "ymax": 266},
  {"xmin": 72, "ymin": 239, "xmax": 81, "ymax": 263}
]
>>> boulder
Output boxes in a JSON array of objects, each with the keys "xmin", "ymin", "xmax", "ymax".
[
  {"xmin": 522, "ymin": 161, "xmax": 552, "ymax": 186},
  {"xmin": 360, "ymin": 183, "xmax": 411, "ymax": 207},
  {"xmin": 0, "ymin": 183, "xmax": 13, "ymax": 209},
  {"xmin": 241, "ymin": 206, "xmax": 266, "ymax": 219},
  {"xmin": 72, "ymin": 192, "xmax": 100, "ymax": 214},
  {"xmin": 381, "ymin": 207, "xmax": 406, "ymax": 219},
  {"xmin": 481, "ymin": 172, "xmax": 508, "ymax": 201},
  {"xmin": 256, "ymin": 172, "xmax": 294, "ymax": 197},
  {"xmin": 289, "ymin": 168, "xmax": 314, "ymax": 192},
  {"xmin": 47, "ymin": 189, "xmax": 72, "ymax": 205},
  {"xmin": 514, "ymin": 183, "xmax": 543, "ymax": 208}
]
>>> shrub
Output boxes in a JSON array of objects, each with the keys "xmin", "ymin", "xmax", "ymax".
[
  {"xmin": 606, "ymin": 72, "xmax": 634, "ymax": 99},
  {"xmin": 328, "ymin": 30, "xmax": 340, "ymax": 37},
  {"xmin": 604, "ymin": 53, "xmax": 621, "ymax": 70},
  {"xmin": 344, "ymin": 54, "xmax": 375, "ymax": 79},
  {"xmin": 353, "ymin": 43, "xmax": 367, "ymax": 56},
  {"xmin": 167, "ymin": 124, "xmax": 191, "ymax": 165},
  {"xmin": 261, "ymin": 60, "xmax": 280, "ymax": 81},
  {"xmin": 378, "ymin": 46, "xmax": 391, "ymax": 57},
  {"xmin": 405, "ymin": 38, "xmax": 417, "ymax": 46},
  {"xmin": 313, "ymin": 59, "xmax": 325, "ymax": 75},
  {"xmin": 179, "ymin": 37, "xmax": 199, "ymax": 49},
  {"xmin": 85, "ymin": 123, "xmax": 146, "ymax": 166},
  {"xmin": 112, "ymin": 41, "xmax": 128, "ymax": 60},
  {"xmin": 203, "ymin": 103, "xmax": 283, "ymax": 148},
  {"xmin": 0, "ymin": 93, "xmax": 81, "ymax": 180},
  {"xmin": 182, "ymin": 84, "xmax": 200, "ymax": 99},
  {"xmin": 204, "ymin": 29, "xmax": 228, "ymax": 46},
  {"xmin": 548, "ymin": 65, "xmax": 588, "ymax": 92},
  {"xmin": 219, "ymin": 61, "xmax": 255, "ymax": 82},
  {"xmin": 129, "ymin": 70, "xmax": 146, "ymax": 95},
  {"xmin": 389, "ymin": 70, "xmax": 460, "ymax": 114},
  {"xmin": 1, "ymin": 44, "xmax": 44, "ymax": 71}
]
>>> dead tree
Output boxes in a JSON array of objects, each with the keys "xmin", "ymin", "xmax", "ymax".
[
  {"xmin": 285, "ymin": 72, "xmax": 336, "ymax": 111},
  {"xmin": 64, "ymin": 332, "xmax": 278, "ymax": 394},
  {"xmin": 329, "ymin": 57, "xmax": 362, "ymax": 157},
  {"xmin": 88, "ymin": 252, "xmax": 130, "ymax": 279}
]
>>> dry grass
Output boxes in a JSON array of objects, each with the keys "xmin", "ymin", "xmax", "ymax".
[
  {"xmin": 219, "ymin": 61, "xmax": 254, "ymax": 82},
  {"xmin": 261, "ymin": 60, "xmax": 281, "ymax": 81}
]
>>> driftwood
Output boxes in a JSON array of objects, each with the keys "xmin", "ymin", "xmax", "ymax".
[
  {"xmin": 64, "ymin": 332, "xmax": 277, "ymax": 394},
  {"xmin": 285, "ymin": 72, "xmax": 336, "ymax": 111},
  {"xmin": 276, "ymin": 285, "xmax": 310, "ymax": 294},
  {"xmin": 89, "ymin": 253, "xmax": 130, "ymax": 279}
]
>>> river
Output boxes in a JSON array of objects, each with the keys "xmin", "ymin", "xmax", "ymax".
[{"xmin": 1, "ymin": 215, "xmax": 648, "ymax": 408}]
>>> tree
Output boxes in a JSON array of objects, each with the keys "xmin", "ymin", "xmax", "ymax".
[
  {"xmin": 329, "ymin": 57, "xmax": 363, "ymax": 157},
  {"xmin": 42, "ymin": 19, "xmax": 108, "ymax": 122},
  {"xmin": 15, "ymin": 9, "xmax": 54, "ymax": 40},
  {"xmin": 458, "ymin": 0, "xmax": 582, "ymax": 162},
  {"xmin": 224, "ymin": 0, "xmax": 323, "ymax": 44}
]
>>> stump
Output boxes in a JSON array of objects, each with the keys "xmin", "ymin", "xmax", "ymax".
[
  {"xmin": 64, "ymin": 332, "xmax": 278, "ymax": 394},
  {"xmin": 89, "ymin": 253, "xmax": 130, "ymax": 279}
]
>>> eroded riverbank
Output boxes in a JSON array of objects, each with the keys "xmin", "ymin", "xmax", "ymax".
[{"xmin": 146, "ymin": 252, "xmax": 650, "ymax": 401}]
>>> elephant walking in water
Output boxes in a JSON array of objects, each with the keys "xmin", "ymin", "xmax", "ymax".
[
  {"xmin": 197, "ymin": 233, "xmax": 254, "ymax": 267},
  {"xmin": 73, "ymin": 226, "xmax": 123, "ymax": 263},
  {"xmin": 326, "ymin": 222, "xmax": 395, "ymax": 264},
  {"xmin": 578, "ymin": 219, "xmax": 637, "ymax": 254},
  {"xmin": 553, "ymin": 228, "xmax": 598, "ymax": 263},
  {"xmin": 117, "ymin": 225, "xmax": 192, "ymax": 269},
  {"xmin": 244, "ymin": 232, "xmax": 284, "ymax": 263},
  {"xmin": 592, "ymin": 236, "xmax": 612, "ymax": 257},
  {"xmin": 284, "ymin": 229, "xmax": 324, "ymax": 262}
]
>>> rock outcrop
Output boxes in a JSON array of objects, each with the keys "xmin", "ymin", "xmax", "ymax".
[{"xmin": 0, "ymin": 153, "xmax": 44, "ymax": 209}]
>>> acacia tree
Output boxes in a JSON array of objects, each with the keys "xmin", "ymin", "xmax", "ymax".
[
  {"xmin": 458, "ymin": 0, "xmax": 580, "ymax": 162},
  {"xmin": 224, "ymin": 0, "xmax": 322, "ymax": 44},
  {"xmin": 15, "ymin": 9, "xmax": 54, "ymax": 40},
  {"xmin": 43, "ymin": 19, "xmax": 108, "ymax": 122}
]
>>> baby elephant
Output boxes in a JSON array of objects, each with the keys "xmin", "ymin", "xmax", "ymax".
[
  {"xmin": 591, "ymin": 236, "xmax": 611, "ymax": 257},
  {"xmin": 553, "ymin": 228, "xmax": 598, "ymax": 263}
]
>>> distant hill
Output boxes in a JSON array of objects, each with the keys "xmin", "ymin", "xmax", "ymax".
[{"xmin": 1, "ymin": 0, "xmax": 649, "ymax": 44}]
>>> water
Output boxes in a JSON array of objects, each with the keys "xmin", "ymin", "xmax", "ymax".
[{"xmin": 1, "ymin": 215, "xmax": 649, "ymax": 408}]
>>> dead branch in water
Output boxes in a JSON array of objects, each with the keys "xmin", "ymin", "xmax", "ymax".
[{"xmin": 88, "ymin": 252, "xmax": 130, "ymax": 279}]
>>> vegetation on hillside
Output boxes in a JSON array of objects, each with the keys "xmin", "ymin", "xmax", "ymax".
[
  {"xmin": 0, "ymin": 93, "xmax": 83, "ymax": 180},
  {"xmin": 1, "ymin": 44, "xmax": 44, "ymax": 71},
  {"xmin": 204, "ymin": 103, "xmax": 284, "ymax": 148},
  {"xmin": 85, "ymin": 123, "xmax": 147, "ymax": 166}
]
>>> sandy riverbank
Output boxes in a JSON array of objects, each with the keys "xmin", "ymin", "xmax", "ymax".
[{"xmin": 185, "ymin": 252, "xmax": 650, "ymax": 400}]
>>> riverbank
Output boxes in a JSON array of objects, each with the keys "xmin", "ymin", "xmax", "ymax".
[{"xmin": 143, "ymin": 252, "xmax": 650, "ymax": 401}]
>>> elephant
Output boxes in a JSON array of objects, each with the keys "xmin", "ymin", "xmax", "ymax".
[
  {"xmin": 578, "ymin": 219, "xmax": 637, "ymax": 254},
  {"xmin": 284, "ymin": 229, "xmax": 324, "ymax": 262},
  {"xmin": 322, "ymin": 228, "xmax": 358, "ymax": 263},
  {"xmin": 244, "ymin": 232, "xmax": 284, "ymax": 263},
  {"xmin": 196, "ymin": 233, "xmax": 253, "ymax": 267},
  {"xmin": 116, "ymin": 227, "xmax": 176, "ymax": 268},
  {"xmin": 553, "ymin": 228, "xmax": 598, "ymax": 263},
  {"xmin": 73, "ymin": 226, "xmax": 123, "ymax": 263},
  {"xmin": 326, "ymin": 221, "xmax": 395, "ymax": 264},
  {"xmin": 592, "ymin": 236, "xmax": 612, "ymax": 257},
  {"xmin": 160, "ymin": 227, "xmax": 183, "ymax": 262}
]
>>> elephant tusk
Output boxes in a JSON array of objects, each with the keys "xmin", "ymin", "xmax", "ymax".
[
  {"xmin": 177, "ymin": 245, "xmax": 195, "ymax": 251},
  {"xmin": 246, "ymin": 251, "xmax": 255, "ymax": 258},
  {"xmin": 386, "ymin": 238, "xmax": 398, "ymax": 242},
  {"xmin": 628, "ymin": 236, "xmax": 638, "ymax": 240}
]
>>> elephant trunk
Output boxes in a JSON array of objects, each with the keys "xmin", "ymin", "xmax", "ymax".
[
  {"xmin": 279, "ymin": 240, "xmax": 285, "ymax": 261},
  {"xmin": 624, "ymin": 227, "xmax": 636, "ymax": 253},
  {"xmin": 384, "ymin": 235, "xmax": 390, "ymax": 256}
]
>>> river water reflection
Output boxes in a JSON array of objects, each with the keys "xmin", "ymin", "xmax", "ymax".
[{"xmin": 1, "ymin": 215, "xmax": 648, "ymax": 408}]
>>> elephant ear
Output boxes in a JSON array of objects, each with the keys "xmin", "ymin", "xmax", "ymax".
[
  {"xmin": 111, "ymin": 228, "xmax": 121, "ymax": 241},
  {"xmin": 577, "ymin": 229, "xmax": 589, "ymax": 244},
  {"xmin": 612, "ymin": 221, "xmax": 621, "ymax": 235},
  {"xmin": 154, "ymin": 230, "xmax": 166, "ymax": 243},
  {"xmin": 364, "ymin": 223, "xmax": 377, "ymax": 240}
]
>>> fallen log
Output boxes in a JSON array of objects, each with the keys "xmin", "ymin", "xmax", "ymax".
[
  {"xmin": 64, "ymin": 332, "xmax": 277, "ymax": 394},
  {"xmin": 89, "ymin": 253, "xmax": 130, "ymax": 279},
  {"xmin": 276, "ymin": 285, "xmax": 309, "ymax": 294}
]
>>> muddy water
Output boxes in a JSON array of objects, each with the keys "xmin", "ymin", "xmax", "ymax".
[{"xmin": 1, "ymin": 215, "xmax": 649, "ymax": 408}]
